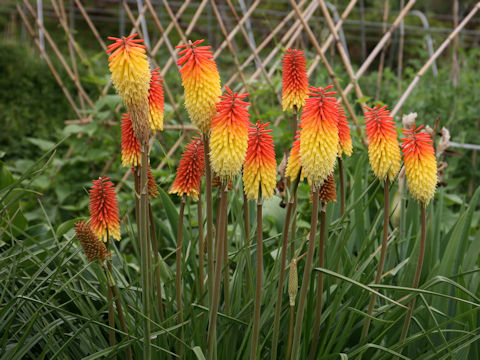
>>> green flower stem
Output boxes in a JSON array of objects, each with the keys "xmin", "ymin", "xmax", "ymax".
[
  {"xmin": 250, "ymin": 188, "xmax": 263, "ymax": 360},
  {"xmin": 309, "ymin": 202, "xmax": 327, "ymax": 359},
  {"xmin": 361, "ymin": 179, "xmax": 390, "ymax": 340},
  {"xmin": 398, "ymin": 204, "xmax": 427, "ymax": 355},
  {"xmin": 203, "ymin": 133, "xmax": 214, "ymax": 307},
  {"xmin": 207, "ymin": 185, "xmax": 228, "ymax": 360},
  {"xmin": 149, "ymin": 204, "xmax": 164, "ymax": 321},
  {"xmin": 198, "ymin": 193, "xmax": 205, "ymax": 305},
  {"xmin": 291, "ymin": 187, "xmax": 320, "ymax": 360},
  {"xmin": 176, "ymin": 195, "xmax": 186, "ymax": 357},
  {"xmin": 271, "ymin": 170, "xmax": 301, "ymax": 359}
]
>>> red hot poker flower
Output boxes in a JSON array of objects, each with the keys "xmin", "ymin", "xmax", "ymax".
[
  {"xmin": 121, "ymin": 113, "xmax": 141, "ymax": 167},
  {"xmin": 282, "ymin": 48, "xmax": 309, "ymax": 111},
  {"xmin": 169, "ymin": 136, "xmax": 205, "ymax": 200},
  {"xmin": 148, "ymin": 67, "xmax": 164, "ymax": 132},
  {"xmin": 89, "ymin": 176, "xmax": 121, "ymax": 242}
]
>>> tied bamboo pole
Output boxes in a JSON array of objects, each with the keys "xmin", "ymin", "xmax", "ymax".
[{"xmin": 392, "ymin": 3, "xmax": 480, "ymax": 117}]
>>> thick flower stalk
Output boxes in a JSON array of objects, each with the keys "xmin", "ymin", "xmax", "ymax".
[
  {"xmin": 210, "ymin": 86, "xmax": 250, "ymax": 180},
  {"xmin": 148, "ymin": 67, "xmax": 164, "ymax": 132},
  {"xmin": 89, "ymin": 177, "xmax": 121, "ymax": 242},
  {"xmin": 107, "ymin": 34, "xmax": 151, "ymax": 144},
  {"xmin": 75, "ymin": 221, "xmax": 107, "ymax": 262},
  {"xmin": 282, "ymin": 48, "xmax": 309, "ymax": 111},
  {"xmin": 243, "ymin": 121, "xmax": 277, "ymax": 200},
  {"xmin": 364, "ymin": 105, "xmax": 401, "ymax": 181},
  {"xmin": 177, "ymin": 39, "xmax": 221, "ymax": 133},
  {"xmin": 121, "ymin": 113, "xmax": 141, "ymax": 167},
  {"xmin": 169, "ymin": 136, "xmax": 205, "ymax": 200},
  {"xmin": 299, "ymin": 85, "xmax": 339, "ymax": 188},
  {"xmin": 401, "ymin": 125, "xmax": 437, "ymax": 204},
  {"xmin": 336, "ymin": 102, "xmax": 353, "ymax": 157}
]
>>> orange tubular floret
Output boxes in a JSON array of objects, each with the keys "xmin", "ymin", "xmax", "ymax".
[
  {"xmin": 121, "ymin": 113, "xmax": 141, "ymax": 167},
  {"xmin": 336, "ymin": 101, "xmax": 353, "ymax": 157}
]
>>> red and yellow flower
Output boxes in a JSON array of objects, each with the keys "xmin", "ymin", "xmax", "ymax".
[
  {"xmin": 336, "ymin": 101, "xmax": 353, "ymax": 157},
  {"xmin": 401, "ymin": 125, "xmax": 437, "ymax": 204},
  {"xmin": 282, "ymin": 48, "xmax": 309, "ymax": 111},
  {"xmin": 243, "ymin": 121, "xmax": 277, "ymax": 200},
  {"xmin": 364, "ymin": 105, "xmax": 401, "ymax": 181},
  {"xmin": 148, "ymin": 67, "xmax": 164, "ymax": 132},
  {"xmin": 121, "ymin": 113, "xmax": 141, "ymax": 167},
  {"xmin": 169, "ymin": 136, "xmax": 205, "ymax": 200},
  {"xmin": 177, "ymin": 39, "xmax": 221, "ymax": 133},
  {"xmin": 107, "ymin": 34, "xmax": 151, "ymax": 143},
  {"xmin": 89, "ymin": 176, "xmax": 121, "ymax": 242},
  {"xmin": 210, "ymin": 86, "xmax": 250, "ymax": 180},
  {"xmin": 75, "ymin": 221, "xmax": 107, "ymax": 262},
  {"xmin": 299, "ymin": 86, "xmax": 339, "ymax": 188}
]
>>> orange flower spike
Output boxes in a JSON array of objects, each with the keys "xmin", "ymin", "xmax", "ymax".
[
  {"xmin": 336, "ymin": 102, "xmax": 353, "ymax": 157},
  {"xmin": 282, "ymin": 48, "xmax": 309, "ymax": 111},
  {"xmin": 210, "ymin": 86, "xmax": 250, "ymax": 180},
  {"xmin": 107, "ymin": 34, "xmax": 151, "ymax": 143},
  {"xmin": 148, "ymin": 67, "xmax": 164, "ymax": 132},
  {"xmin": 243, "ymin": 121, "xmax": 277, "ymax": 200},
  {"xmin": 285, "ymin": 132, "xmax": 303, "ymax": 182},
  {"xmin": 75, "ymin": 221, "xmax": 108, "ymax": 262},
  {"xmin": 401, "ymin": 125, "xmax": 437, "ymax": 204},
  {"xmin": 89, "ymin": 177, "xmax": 121, "ymax": 242},
  {"xmin": 318, "ymin": 174, "xmax": 337, "ymax": 203},
  {"xmin": 177, "ymin": 39, "xmax": 221, "ymax": 133},
  {"xmin": 364, "ymin": 105, "xmax": 401, "ymax": 181},
  {"xmin": 121, "ymin": 113, "xmax": 141, "ymax": 167},
  {"xmin": 169, "ymin": 136, "xmax": 205, "ymax": 200},
  {"xmin": 299, "ymin": 85, "xmax": 339, "ymax": 188}
]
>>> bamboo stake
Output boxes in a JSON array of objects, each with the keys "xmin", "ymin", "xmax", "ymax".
[
  {"xmin": 289, "ymin": 0, "xmax": 366, "ymax": 145},
  {"xmin": 375, "ymin": 0, "xmax": 390, "ymax": 101},
  {"xmin": 452, "ymin": 0, "xmax": 460, "ymax": 86},
  {"xmin": 392, "ymin": 3, "xmax": 480, "ymax": 117},
  {"xmin": 17, "ymin": 6, "xmax": 82, "ymax": 119},
  {"xmin": 397, "ymin": 0, "xmax": 405, "ymax": 93},
  {"xmin": 73, "ymin": 0, "xmax": 107, "ymax": 51}
]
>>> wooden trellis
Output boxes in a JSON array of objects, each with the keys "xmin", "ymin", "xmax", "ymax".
[{"xmin": 16, "ymin": 0, "xmax": 480, "ymax": 170}]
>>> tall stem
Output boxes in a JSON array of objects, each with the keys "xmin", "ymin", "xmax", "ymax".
[
  {"xmin": 176, "ymin": 195, "xmax": 186, "ymax": 356},
  {"xmin": 103, "ymin": 262, "xmax": 132, "ymax": 360},
  {"xmin": 291, "ymin": 187, "xmax": 320, "ymax": 360},
  {"xmin": 292, "ymin": 105, "xmax": 299, "ymax": 139},
  {"xmin": 207, "ymin": 185, "xmax": 228, "ymax": 360},
  {"xmin": 272, "ymin": 171, "xmax": 301, "ymax": 359},
  {"xmin": 149, "ymin": 204, "xmax": 164, "ymax": 321},
  {"xmin": 203, "ymin": 133, "xmax": 214, "ymax": 306},
  {"xmin": 106, "ymin": 234, "xmax": 115, "ymax": 356},
  {"xmin": 243, "ymin": 189, "xmax": 252, "ymax": 297},
  {"xmin": 139, "ymin": 144, "xmax": 151, "ymax": 360},
  {"xmin": 361, "ymin": 180, "xmax": 390, "ymax": 339},
  {"xmin": 309, "ymin": 203, "xmax": 327, "ymax": 359},
  {"xmin": 250, "ymin": 189, "xmax": 263, "ymax": 360},
  {"xmin": 398, "ymin": 204, "xmax": 427, "ymax": 353},
  {"xmin": 198, "ymin": 194, "xmax": 205, "ymax": 305},
  {"xmin": 338, "ymin": 157, "xmax": 346, "ymax": 216},
  {"xmin": 223, "ymin": 206, "xmax": 230, "ymax": 315},
  {"xmin": 286, "ymin": 304, "xmax": 295, "ymax": 359}
]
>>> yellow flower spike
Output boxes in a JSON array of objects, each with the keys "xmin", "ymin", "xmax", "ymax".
[
  {"xmin": 176, "ymin": 39, "xmax": 221, "ymax": 134},
  {"xmin": 210, "ymin": 86, "xmax": 250, "ymax": 181},
  {"xmin": 401, "ymin": 125, "xmax": 437, "ymax": 204},
  {"xmin": 107, "ymin": 34, "xmax": 151, "ymax": 144},
  {"xmin": 364, "ymin": 105, "xmax": 401, "ymax": 181},
  {"xmin": 299, "ymin": 86, "xmax": 339, "ymax": 188},
  {"xmin": 243, "ymin": 121, "xmax": 277, "ymax": 200}
]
